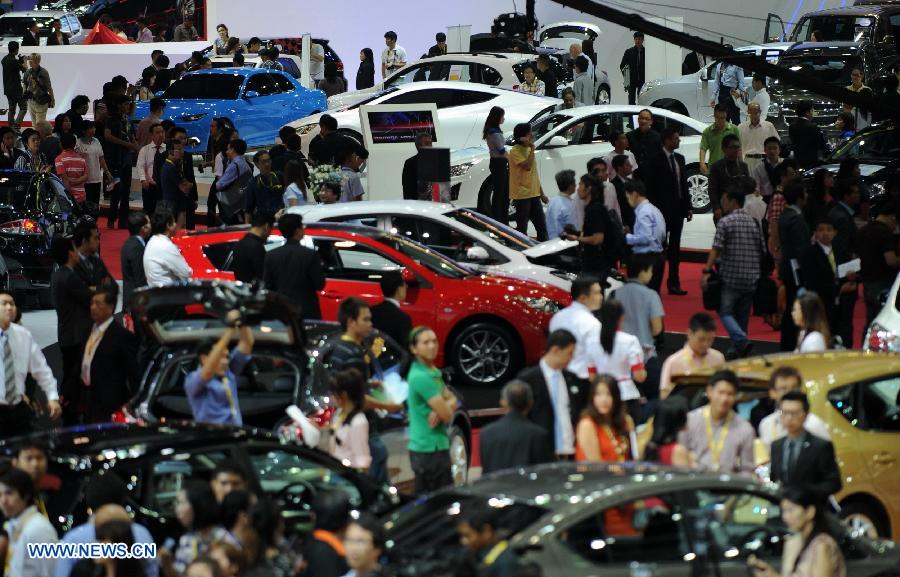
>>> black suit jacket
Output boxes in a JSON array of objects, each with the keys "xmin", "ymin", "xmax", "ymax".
[
  {"xmin": 75, "ymin": 254, "xmax": 114, "ymax": 289},
  {"xmin": 84, "ymin": 320, "xmax": 141, "ymax": 420},
  {"xmin": 539, "ymin": 68, "xmax": 559, "ymax": 98},
  {"xmin": 626, "ymin": 128, "xmax": 661, "ymax": 166},
  {"xmin": 620, "ymin": 45, "xmax": 646, "ymax": 86},
  {"xmin": 770, "ymin": 432, "xmax": 842, "ymax": 500},
  {"xmin": 518, "ymin": 364, "xmax": 586, "ymax": 453},
  {"xmin": 479, "ymin": 412, "xmax": 554, "ymax": 475},
  {"xmin": 800, "ymin": 242, "xmax": 849, "ymax": 313},
  {"xmin": 778, "ymin": 207, "xmax": 811, "ymax": 286},
  {"xmin": 643, "ymin": 150, "xmax": 691, "ymax": 220},
  {"xmin": 788, "ymin": 118, "xmax": 828, "ymax": 169},
  {"xmin": 371, "ymin": 300, "xmax": 412, "ymax": 348},
  {"xmin": 121, "ymin": 236, "xmax": 147, "ymax": 310},
  {"xmin": 401, "ymin": 154, "xmax": 419, "ymax": 200},
  {"xmin": 232, "ymin": 232, "xmax": 267, "ymax": 283},
  {"xmin": 50, "ymin": 266, "xmax": 92, "ymax": 348},
  {"xmin": 827, "ymin": 202, "xmax": 857, "ymax": 257},
  {"xmin": 610, "ymin": 176, "xmax": 635, "ymax": 229},
  {"xmin": 21, "ymin": 32, "xmax": 40, "ymax": 47},
  {"xmin": 264, "ymin": 239, "xmax": 326, "ymax": 319}
]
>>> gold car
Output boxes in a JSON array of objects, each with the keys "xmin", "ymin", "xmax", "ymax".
[{"xmin": 668, "ymin": 351, "xmax": 900, "ymax": 540}]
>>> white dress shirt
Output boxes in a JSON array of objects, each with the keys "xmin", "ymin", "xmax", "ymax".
[
  {"xmin": 751, "ymin": 158, "xmax": 780, "ymax": 198},
  {"xmin": 602, "ymin": 181, "xmax": 621, "ymax": 219},
  {"xmin": 759, "ymin": 410, "xmax": 831, "ymax": 452},
  {"xmin": 548, "ymin": 301, "xmax": 601, "ymax": 380},
  {"xmin": 0, "ymin": 323, "xmax": 58, "ymax": 405},
  {"xmin": 4, "ymin": 505, "xmax": 58, "ymax": 577},
  {"xmin": 137, "ymin": 141, "xmax": 166, "ymax": 183},
  {"xmin": 539, "ymin": 358, "xmax": 575, "ymax": 455},
  {"xmin": 603, "ymin": 149, "xmax": 638, "ymax": 179},
  {"xmin": 735, "ymin": 87, "xmax": 771, "ymax": 122},
  {"xmin": 739, "ymin": 119, "xmax": 779, "ymax": 157},
  {"xmin": 81, "ymin": 316, "xmax": 114, "ymax": 386},
  {"xmin": 143, "ymin": 234, "xmax": 193, "ymax": 287}
]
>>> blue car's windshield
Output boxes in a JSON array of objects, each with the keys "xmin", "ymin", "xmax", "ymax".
[{"xmin": 163, "ymin": 74, "xmax": 245, "ymax": 100}]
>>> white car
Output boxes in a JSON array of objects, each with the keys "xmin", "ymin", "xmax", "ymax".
[
  {"xmin": 327, "ymin": 52, "xmax": 578, "ymax": 111},
  {"xmin": 288, "ymin": 81, "xmax": 560, "ymax": 157},
  {"xmin": 287, "ymin": 200, "xmax": 584, "ymax": 291},
  {"xmin": 864, "ymin": 272, "xmax": 900, "ymax": 352},
  {"xmin": 537, "ymin": 21, "xmax": 603, "ymax": 54},
  {"xmin": 0, "ymin": 10, "xmax": 86, "ymax": 45},
  {"xmin": 450, "ymin": 104, "xmax": 710, "ymax": 212},
  {"xmin": 638, "ymin": 43, "xmax": 792, "ymax": 125}
]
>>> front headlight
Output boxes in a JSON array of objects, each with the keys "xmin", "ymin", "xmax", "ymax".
[
  {"xmin": 639, "ymin": 79, "xmax": 661, "ymax": 96},
  {"xmin": 296, "ymin": 123, "xmax": 319, "ymax": 136},
  {"xmin": 179, "ymin": 113, "xmax": 207, "ymax": 122},
  {"xmin": 450, "ymin": 158, "xmax": 483, "ymax": 178},
  {"xmin": 512, "ymin": 295, "xmax": 562, "ymax": 314},
  {"xmin": 870, "ymin": 181, "xmax": 887, "ymax": 198},
  {"xmin": 864, "ymin": 323, "xmax": 899, "ymax": 351}
]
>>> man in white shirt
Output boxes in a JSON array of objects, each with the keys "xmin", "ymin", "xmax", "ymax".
[
  {"xmin": 568, "ymin": 42, "xmax": 595, "ymax": 81},
  {"xmin": 0, "ymin": 291, "xmax": 60, "ymax": 438},
  {"xmin": 603, "ymin": 131, "xmax": 638, "ymax": 179},
  {"xmin": 738, "ymin": 102, "xmax": 779, "ymax": 172},
  {"xmin": 309, "ymin": 42, "xmax": 325, "ymax": 84},
  {"xmin": 381, "ymin": 31, "xmax": 407, "ymax": 78},
  {"xmin": 758, "ymin": 366, "xmax": 830, "ymax": 452},
  {"xmin": 137, "ymin": 123, "xmax": 166, "ymax": 218},
  {"xmin": 548, "ymin": 276, "xmax": 603, "ymax": 380},
  {"xmin": 136, "ymin": 18, "xmax": 154, "ymax": 43},
  {"xmin": 143, "ymin": 208, "xmax": 192, "ymax": 287},
  {"xmin": 1, "ymin": 468, "xmax": 58, "ymax": 577},
  {"xmin": 732, "ymin": 74, "xmax": 771, "ymax": 122}
]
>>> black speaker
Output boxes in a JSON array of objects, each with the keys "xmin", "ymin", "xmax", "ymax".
[{"xmin": 417, "ymin": 148, "xmax": 450, "ymax": 182}]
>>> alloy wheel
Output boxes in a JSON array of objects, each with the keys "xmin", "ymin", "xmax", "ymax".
[
  {"xmin": 457, "ymin": 328, "xmax": 511, "ymax": 384},
  {"xmin": 687, "ymin": 173, "xmax": 710, "ymax": 212},
  {"xmin": 449, "ymin": 427, "xmax": 469, "ymax": 486},
  {"xmin": 844, "ymin": 512, "xmax": 880, "ymax": 540}
]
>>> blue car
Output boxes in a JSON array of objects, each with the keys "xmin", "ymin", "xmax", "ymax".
[{"xmin": 132, "ymin": 68, "xmax": 327, "ymax": 154}]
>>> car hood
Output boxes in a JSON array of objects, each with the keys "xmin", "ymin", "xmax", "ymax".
[
  {"xmin": 769, "ymin": 85, "xmax": 843, "ymax": 113},
  {"xmin": 130, "ymin": 281, "xmax": 304, "ymax": 346},
  {"xmin": 451, "ymin": 146, "xmax": 490, "ymax": 166},
  {"xmin": 809, "ymin": 163, "xmax": 893, "ymax": 179},
  {"xmin": 522, "ymin": 237, "xmax": 578, "ymax": 257},
  {"xmin": 464, "ymin": 270, "xmax": 570, "ymax": 301},
  {"xmin": 327, "ymin": 88, "xmax": 379, "ymax": 110}
]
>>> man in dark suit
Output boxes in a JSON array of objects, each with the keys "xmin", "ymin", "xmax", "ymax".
[
  {"xmin": 401, "ymin": 133, "xmax": 432, "ymax": 200},
  {"xmin": 826, "ymin": 179, "xmax": 861, "ymax": 347},
  {"xmin": 371, "ymin": 270, "xmax": 412, "ymax": 347},
  {"xmin": 232, "ymin": 212, "xmax": 274, "ymax": 284},
  {"xmin": 770, "ymin": 391, "xmax": 842, "ymax": 501},
  {"xmin": 49, "ymin": 237, "xmax": 93, "ymax": 426},
  {"xmin": 788, "ymin": 100, "xmax": 828, "ymax": 170},
  {"xmin": 480, "ymin": 380, "xmax": 554, "ymax": 474},
  {"xmin": 81, "ymin": 286, "xmax": 141, "ymax": 424},
  {"xmin": 609, "ymin": 156, "xmax": 635, "ymax": 230},
  {"xmin": 121, "ymin": 211, "xmax": 151, "ymax": 312},
  {"xmin": 518, "ymin": 329, "xmax": 585, "ymax": 458},
  {"xmin": 21, "ymin": 21, "xmax": 40, "ymax": 47},
  {"xmin": 536, "ymin": 55, "xmax": 559, "ymax": 98},
  {"xmin": 778, "ymin": 181, "xmax": 811, "ymax": 351},
  {"xmin": 626, "ymin": 108, "xmax": 661, "ymax": 166},
  {"xmin": 73, "ymin": 220, "xmax": 114, "ymax": 290},
  {"xmin": 169, "ymin": 126, "xmax": 199, "ymax": 229},
  {"xmin": 264, "ymin": 213, "xmax": 326, "ymax": 320},
  {"xmin": 619, "ymin": 31, "xmax": 646, "ymax": 105},
  {"xmin": 643, "ymin": 128, "xmax": 693, "ymax": 295},
  {"xmin": 801, "ymin": 219, "xmax": 857, "ymax": 348}
]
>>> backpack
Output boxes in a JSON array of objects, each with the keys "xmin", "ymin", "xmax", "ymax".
[{"xmin": 605, "ymin": 208, "xmax": 629, "ymax": 265}]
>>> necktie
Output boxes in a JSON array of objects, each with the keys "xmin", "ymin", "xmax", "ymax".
[
  {"xmin": 669, "ymin": 154, "xmax": 680, "ymax": 197},
  {"xmin": 827, "ymin": 250, "xmax": 836, "ymax": 274},
  {"xmin": 81, "ymin": 327, "xmax": 101, "ymax": 386},
  {"xmin": 3, "ymin": 332, "xmax": 15, "ymax": 404},
  {"xmin": 783, "ymin": 439, "xmax": 795, "ymax": 483},
  {"xmin": 549, "ymin": 371, "xmax": 563, "ymax": 451}
]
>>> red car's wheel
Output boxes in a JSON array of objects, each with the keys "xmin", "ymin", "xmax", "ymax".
[{"xmin": 450, "ymin": 321, "xmax": 522, "ymax": 387}]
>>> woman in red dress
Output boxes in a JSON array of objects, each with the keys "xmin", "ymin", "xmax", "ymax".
[{"xmin": 575, "ymin": 374, "xmax": 633, "ymax": 463}]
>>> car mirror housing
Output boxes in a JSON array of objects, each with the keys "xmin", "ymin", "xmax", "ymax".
[
  {"xmin": 546, "ymin": 135, "xmax": 568, "ymax": 148},
  {"xmin": 244, "ymin": 90, "xmax": 260, "ymax": 99},
  {"xmin": 400, "ymin": 267, "xmax": 419, "ymax": 286},
  {"xmin": 466, "ymin": 246, "xmax": 490, "ymax": 262}
]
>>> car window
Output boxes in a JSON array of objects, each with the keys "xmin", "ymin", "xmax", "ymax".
[
  {"xmin": 832, "ymin": 127, "xmax": 900, "ymax": 162},
  {"xmin": 456, "ymin": 89, "xmax": 497, "ymax": 106},
  {"xmin": 272, "ymin": 74, "xmax": 296, "ymax": 93},
  {"xmin": 479, "ymin": 64, "xmax": 503, "ymax": 86},
  {"xmin": 245, "ymin": 73, "xmax": 278, "ymax": 96},
  {"xmin": 660, "ymin": 115, "xmax": 701, "ymax": 137},
  {"xmin": 66, "ymin": 15, "xmax": 80, "ymax": 34},
  {"xmin": 312, "ymin": 238, "xmax": 400, "ymax": 281},
  {"xmin": 164, "ymin": 74, "xmax": 245, "ymax": 100},
  {"xmin": 560, "ymin": 493, "xmax": 689, "ymax": 565},
  {"xmin": 278, "ymin": 58, "xmax": 301, "ymax": 79},
  {"xmin": 321, "ymin": 215, "xmax": 379, "ymax": 228},
  {"xmin": 59, "ymin": 17, "xmax": 71, "ymax": 34},
  {"xmin": 687, "ymin": 489, "xmax": 787, "ymax": 561},
  {"xmin": 383, "ymin": 88, "xmax": 457, "ymax": 108},
  {"xmin": 389, "ymin": 215, "xmax": 505, "ymax": 265},
  {"xmin": 559, "ymin": 113, "xmax": 612, "ymax": 146},
  {"xmin": 246, "ymin": 447, "xmax": 362, "ymax": 506},
  {"xmin": 829, "ymin": 375, "xmax": 900, "ymax": 432},
  {"xmin": 384, "ymin": 64, "xmax": 428, "ymax": 87},
  {"xmin": 539, "ymin": 25, "xmax": 597, "ymax": 43},
  {"xmin": 149, "ymin": 450, "xmax": 230, "ymax": 517},
  {"xmin": 444, "ymin": 208, "xmax": 536, "ymax": 249}
]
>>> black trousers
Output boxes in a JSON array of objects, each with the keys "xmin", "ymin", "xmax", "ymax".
[
  {"xmin": 780, "ymin": 282, "xmax": 800, "ymax": 351},
  {"xmin": 185, "ymin": 186, "xmax": 198, "ymax": 230},
  {"xmin": 513, "ymin": 197, "xmax": 548, "ymax": 241},
  {"xmin": 108, "ymin": 163, "xmax": 132, "ymax": 228},
  {"xmin": 141, "ymin": 184, "xmax": 159, "ymax": 219},
  {"xmin": 718, "ymin": 90, "xmax": 741, "ymax": 125},
  {"xmin": 645, "ymin": 252, "xmax": 665, "ymax": 294},
  {"xmin": 0, "ymin": 402, "xmax": 33, "ymax": 438},
  {"xmin": 85, "ymin": 182, "xmax": 102, "ymax": 206},
  {"xmin": 410, "ymin": 450, "xmax": 453, "ymax": 493},
  {"xmin": 207, "ymin": 177, "xmax": 219, "ymax": 226},
  {"xmin": 59, "ymin": 344, "xmax": 83, "ymax": 425},
  {"xmin": 626, "ymin": 85, "xmax": 639, "ymax": 105},
  {"xmin": 665, "ymin": 214, "xmax": 684, "ymax": 288},
  {"xmin": 488, "ymin": 158, "xmax": 509, "ymax": 224},
  {"xmin": 837, "ymin": 291, "xmax": 857, "ymax": 349}
]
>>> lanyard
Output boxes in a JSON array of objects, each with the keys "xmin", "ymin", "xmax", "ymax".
[
  {"xmin": 704, "ymin": 406, "xmax": 732, "ymax": 470},
  {"xmin": 602, "ymin": 424, "xmax": 628, "ymax": 462},
  {"xmin": 483, "ymin": 540, "xmax": 509, "ymax": 566}
]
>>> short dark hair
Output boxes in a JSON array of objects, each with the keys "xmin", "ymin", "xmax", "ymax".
[
  {"xmin": 612, "ymin": 154, "xmax": 630, "ymax": 170},
  {"xmin": 248, "ymin": 36, "xmax": 261, "ymax": 46},
  {"xmin": 795, "ymin": 100, "xmax": 814, "ymax": 117},
  {"xmin": 769, "ymin": 366, "xmax": 802, "ymax": 389},
  {"xmin": 752, "ymin": 73, "xmax": 766, "ymax": 85},
  {"xmin": 502, "ymin": 380, "xmax": 533, "ymax": 412},
  {"xmin": 513, "ymin": 123, "xmax": 531, "ymax": 142},
  {"xmin": 50, "ymin": 236, "xmax": 75, "ymax": 265},
  {"xmin": 708, "ymin": 369, "xmax": 739, "ymax": 391},
  {"xmin": 627, "ymin": 253, "xmax": 656, "ymax": 278},
  {"xmin": 384, "ymin": 31, "xmax": 398, "ymax": 41},
  {"xmin": 128, "ymin": 211, "xmax": 149, "ymax": 235},
  {"xmin": 781, "ymin": 390, "xmax": 810, "ymax": 413},
  {"xmin": 73, "ymin": 220, "xmax": 98, "ymax": 247},
  {"xmin": 570, "ymin": 275, "xmax": 600, "ymax": 301},
  {"xmin": 723, "ymin": 188, "xmax": 746, "ymax": 207},
  {"xmin": 586, "ymin": 157, "xmax": 606, "ymax": 173},
  {"xmin": 764, "ymin": 136, "xmax": 781, "ymax": 148},
  {"xmin": 156, "ymin": 54, "xmax": 170, "ymax": 68},
  {"xmin": 574, "ymin": 55, "xmax": 589, "ymax": 73},
  {"xmin": 283, "ymin": 133, "xmax": 302, "ymax": 151},
  {"xmin": 312, "ymin": 489, "xmax": 351, "ymax": 532},
  {"xmin": 783, "ymin": 180, "xmax": 806, "ymax": 206},
  {"xmin": 435, "ymin": 32, "xmax": 446, "ymax": 42},
  {"xmin": 151, "ymin": 207, "xmax": 175, "ymax": 235},
  {"xmin": 212, "ymin": 459, "xmax": 247, "ymax": 482},
  {"xmin": 0, "ymin": 467, "xmax": 35, "ymax": 505},
  {"xmin": 184, "ymin": 480, "xmax": 220, "ymax": 530},
  {"xmin": 773, "ymin": 160, "xmax": 796, "ymax": 183},
  {"xmin": 60, "ymin": 133, "xmax": 77, "ymax": 150},
  {"xmin": 228, "ymin": 139, "xmax": 248, "ymax": 155},
  {"xmin": 195, "ymin": 338, "xmax": 216, "ymax": 358},
  {"xmin": 277, "ymin": 213, "xmax": 303, "ymax": 239},
  {"xmin": 94, "ymin": 285, "xmax": 118, "ymax": 308},
  {"xmin": 555, "ymin": 169, "xmax": 576, "ymax": 191},
  {"xmin": 319, "ymin": 114, "xmax": 338, "ymax": 131},
  {"xmin": 545, "ymin": 328, "xmax": 576, "ymax": 352},
  {"xmin": 8, "ymin": 41, "xmax": 19, "ymax": 52},
  {"xmin": 338, "ymin": 297, "xmax": 369, "ymax": 331},
  {"xmin": 832, "ymin": 178, "xmax": 859, "ymax": 201},
  {"xmin": 721, "ymin": 133, "xmax": 740, "ymax": 151},
  {"xmin": 149, "ymin": 97, "xmax": 165, "ymax": 113},
  {"xmin": 623, "ymin": 179, "xmax": 647, "ymax": 197},
  {"xmin": 689, "ymin": 312, "xmax": 716, "ymax": 333},
  {"xmin": 220, "ymin": 489, "xmax": 254, "ymax": 529},
  {"xmin": 85, "ymin": 472, "xmax": 129, "ymax": 510},
  {"xmin": 253, "ymin": 149, "xmax": 271, "ymax": 165},
  {"xmin": 71, "ymin": 94, "xmax": 90, "ymax": 109},
  {"xmin": 349, "ymin": 512, "xmax": 386, "ymax": 551},
  {"xmin": 379, "ymin": 270, "xmax": 405, "ymax": 299},
  {"xmin": 459, "ymin": 505, "xmax": 502, "ymax": 531},
  {"xmin": 250, "ymin": 211, "xmax": 275, "ymax": 229},
  {"xmin": 814, "ymin": 216, "xmax": 836, "ymax": 230},
  {"xmin": 15, "ymin": 439, "xmax": 49, "ymax": 459},
  {"xmin": 714, "ymin": 103, "xmax": 731, "ymax": 115},
  {"xmin": 328, "ymin": 369, "xmax": 366, "ymax": 412},
  {"xmin": 633, "ymin": 31, "xmax": 645, "ymax": 38},
  {"xmin": 661, "ymin": 127, "xmax": 679, "ymax": 142}
]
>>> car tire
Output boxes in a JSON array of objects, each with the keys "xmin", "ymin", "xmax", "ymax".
[
  {"xmin": 685, "ymin": 165, "xmax": 711, "ymax": 214},
  {"xmin": 595, "ymin": 84, "xmax": 611, "ymax": 105},
  {"xmin": 448, "ymin": 423, "xmax": 469, "ymax": 486},
  {"xmin": 449, "ymin": 321, "xmax": 522, "ymax": 387},
  {"xmin": 840, "ymin": 500, "xmax": 890, "ymax": 540}
]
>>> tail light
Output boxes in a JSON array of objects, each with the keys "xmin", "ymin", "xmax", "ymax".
[
  {"xmin": 0, "ymin": 219, "xmax": 42, "ymax": 235},
  {"xmin": 112, "ymin": 405, "xmax": 140, "ymax": 424},
  {"xmin": 335, "ymin": 60, "xmax": 344, "ymax": 73},
  {"xmin": 865, "ymin": 323, "xmax": 899, "ymax": 352}
]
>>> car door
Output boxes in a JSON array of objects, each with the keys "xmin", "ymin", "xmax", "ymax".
[
  {"xmin": 271, "ymin": 73, "xmax": 301, "ymax": 131},
  {"xmin": 537, "ymin": 112, "xmax": 616, "ymax": 195},
  {"xmin": 240, "ymin": 73, "xmax": 281, "ymax": 147},
  {"xmin": 387, "ymin": 213, "xmax": 507, "ymax": 271}
]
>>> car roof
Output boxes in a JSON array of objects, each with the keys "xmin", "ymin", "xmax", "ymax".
[
  {"xmin": 289, "ymin": 200, "xmax": 456, "ymax": 219},
  {"xmin": 182, "ymin": 67, "xmax": 292, "ymax": 79},
  {"xmin": 183, "ymin": 220, "xmax": 390, "ymax": 241},
  {"xmin": 376, "ymin": 80, "xmax": 556, "ymax": 99},
  {"xmin": 800, "ymin": 5, "xmax": 897, "ymax": 16},
  {"xmin": 0, "ymin": 10, "xmax": 71, "ymax": 16},
  {"xmin": 551, "ymin": 104, "xmax": 707, "ymax": 129},
  {"xmin": 538, "ymin": 21, "xmax": 602, "ymax": 33}
]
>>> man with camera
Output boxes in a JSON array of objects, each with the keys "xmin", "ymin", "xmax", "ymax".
[
  {"xmin": 22, "ymin": 53, "xmax": 54, "ymax": 126},
  {"xmin": 2, "ymin": 42, "xmax": 27, "ymax": 132},
  {"xmin": 184, "ymin": 310, "xmax": 255, "ymax": 426}
]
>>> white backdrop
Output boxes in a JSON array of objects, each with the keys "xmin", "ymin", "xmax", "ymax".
[{"xmin": 210, "ymin": 0, "xmax": 848, "ymax": 104}]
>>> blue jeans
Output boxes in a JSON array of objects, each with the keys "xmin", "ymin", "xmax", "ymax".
[
  {"xmin": 719, "ymin": 285, "xmax": 755, "ymax": 355},
  {"xmin": 368, "ymin": 435, "xmax": 388, "ymax": 485}
]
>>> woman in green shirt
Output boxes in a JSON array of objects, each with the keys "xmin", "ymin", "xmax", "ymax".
[{"xmin": 404, "ymin": 326, "xmax": 458, "ymax": 493}]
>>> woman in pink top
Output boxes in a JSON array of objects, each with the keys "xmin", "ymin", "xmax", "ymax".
[{"xmin": 328, "ymin": 369, "xmax": 371, "ymax": 473}]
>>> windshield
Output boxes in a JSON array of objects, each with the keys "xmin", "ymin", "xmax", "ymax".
[
  {"xmin": 376, "ymin": 235, "xmax": 470, "ymax": 278},
  {"xmin": 780, "ymin": 54, "xmax": 863, "ymax": 85},
  {"xmin": 445, "ymin": 208, "xmax": 537, "ymax": 250},
  {"xmin": 0, "ymin": 16, "xmax": 54, "ymax": 37},
  {"xmin": 163, "ymin": 74, "xmax": 245, "ymax": 100},
  {"xmin": 791, "ymin": 15, "xmax": 874, "ymax": 42},
  {"xmin": 211, "ymin": 61, "xmax": 256, "ymax": 70},
  {"xmin": 832, "ymin": 126, "xmax": 900, "ymax": 161}
]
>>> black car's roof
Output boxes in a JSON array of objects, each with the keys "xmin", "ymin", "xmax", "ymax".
[{"xmin": 784, "ymin": 41, "xmax": 868, "ymax": 55}]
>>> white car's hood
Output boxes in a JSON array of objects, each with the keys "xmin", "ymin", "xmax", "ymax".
[
  {"xmin": 451, "ymin": 146, "xmax": 490, "ymax": 165},
  {"xmin": 327, "ymin": 87, "xmax": 380, "ymax": 110},
  {"xmin": 522, "ymin": 237, "xmax": 578, "ymax": 257}
]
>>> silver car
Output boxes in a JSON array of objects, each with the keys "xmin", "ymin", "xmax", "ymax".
[{"xmin": 0, "ymin": 10, "xmax": 86, "ymax": 45}]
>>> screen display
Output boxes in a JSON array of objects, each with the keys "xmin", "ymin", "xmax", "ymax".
[{"xmin": 366, "ymin": 110, "xmax": 437, "ymax": 144}]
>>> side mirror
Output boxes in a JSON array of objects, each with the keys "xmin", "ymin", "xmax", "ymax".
[
  {"xmin": 187, "ymin": 136, "xmax": 201, "ymax": 148},
  {"xmin": 465, "ymin": 245, "xmax": 490, "ymax": 262},
  {"xmin": 546, "ymin": 135, "xmax": 568, "ymax": 148},
  {"xmin": 400, "ymin": 267, "xmax": 419, "ymax": 286},
  {"xmin": 244, "ymin": 90, "xmax": 260, "ymax": 99},
  {"xmin": 700, "ymin": 67, "xmax": 709, "ymax": 81}
]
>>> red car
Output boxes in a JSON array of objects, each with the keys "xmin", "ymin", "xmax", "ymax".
[{"xmin": 175, "ymin": 223, "xmax": 571, "ymax": 387}]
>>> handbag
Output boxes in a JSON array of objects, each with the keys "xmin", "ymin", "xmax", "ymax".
[
  {"xmin": 216, "ymin": 168, "xmax": 252, "ymax": 220},
  {"xmin": 702, "ymin": 272, "xmax": 723, "ymax": 311}
]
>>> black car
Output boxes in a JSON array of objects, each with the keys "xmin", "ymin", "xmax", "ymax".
[
  {"xmin": 0, "ymin": 170, "xmax": 86, "ymax": 307},
  {"xmin": 0, "ymin": 422, "xmax": 399, "ymax": 541},
  {"xmin": 124, "ymin": 282, "xmax": 473, "ymax": 491},
  {"xmin": 266, "ymin": 37, "xmax": 346, "ymax": 79}
]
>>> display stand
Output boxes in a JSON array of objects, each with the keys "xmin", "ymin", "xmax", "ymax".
[{"xmin": 446, "ymin": 25, "xmax": 472, "ymax": 53}]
